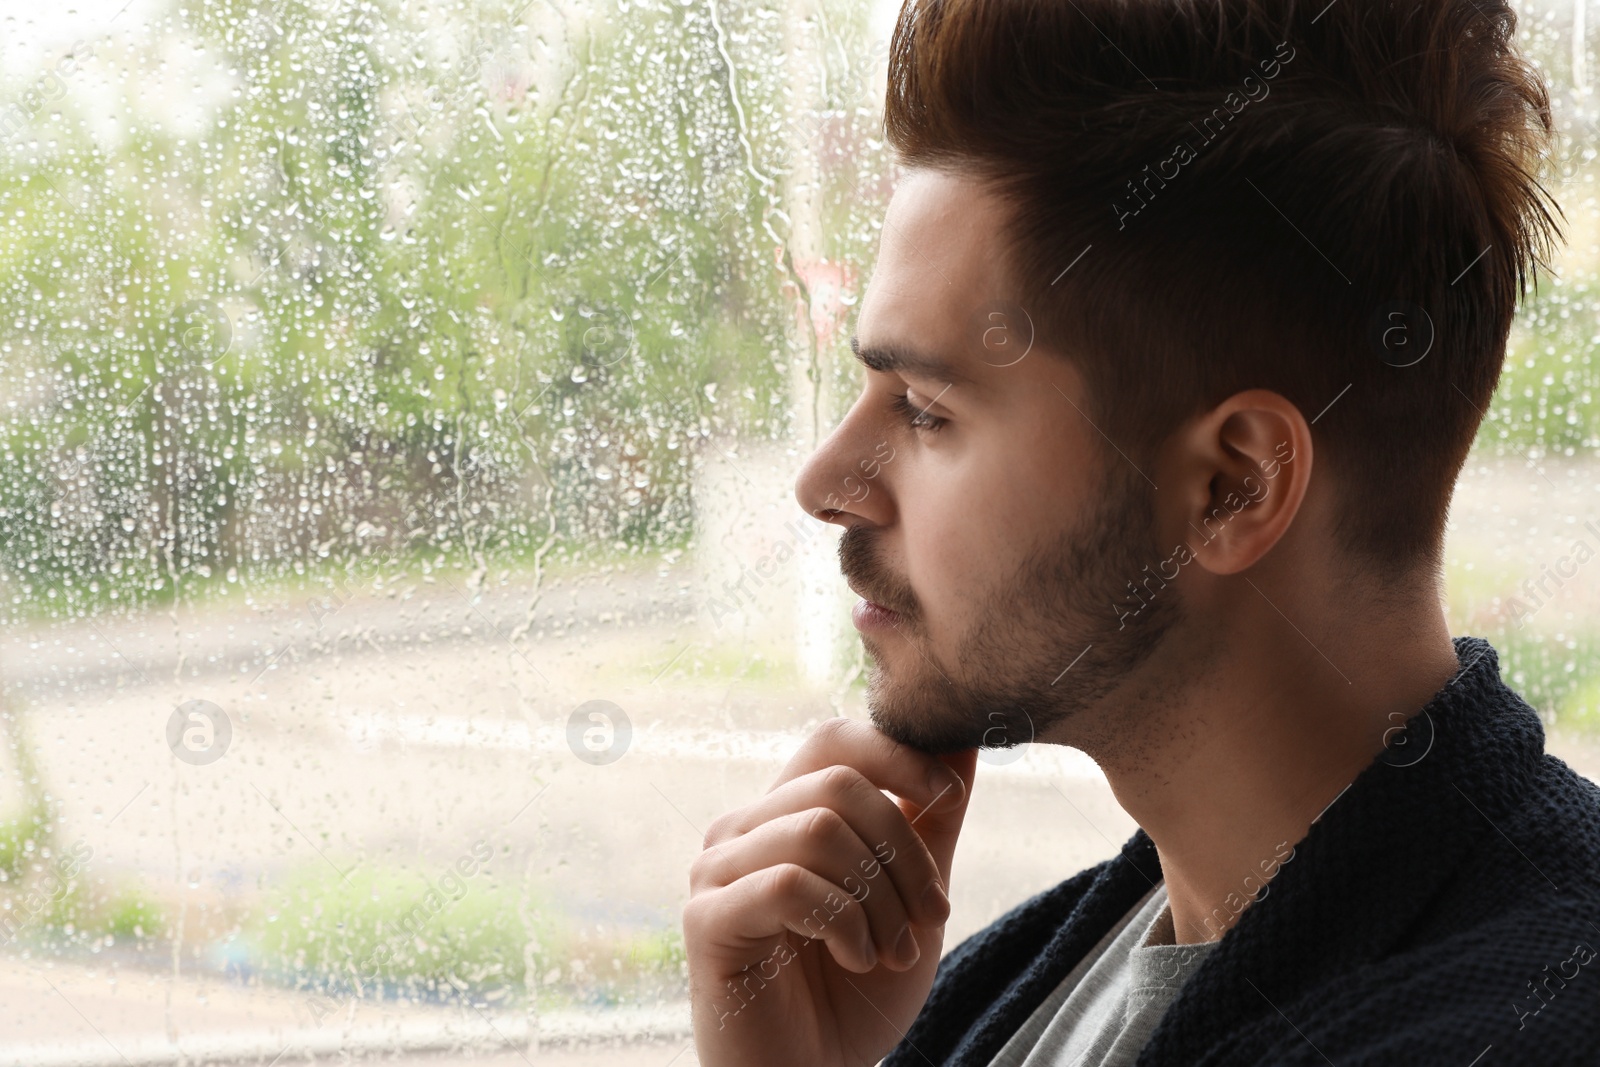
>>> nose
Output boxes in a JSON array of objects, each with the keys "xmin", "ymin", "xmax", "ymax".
[{"xmin": 793, "ymin": 394, "xmax": 897, "ymax": 530}]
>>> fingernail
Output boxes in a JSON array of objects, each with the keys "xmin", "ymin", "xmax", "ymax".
[
  {"xmin": 860, "ymin": 930, "xmax": 878, "ymax": 969},
  {"xmin": 894, "ymin": 925, "xmax": 920, "ymax": 967},
  {"xmin": 922, "ymin": 880, "xmax": 949, "ymax": 922},
  {"xmin": 925, "ymin": 762, "xmax": 962, "ymax": 804}
]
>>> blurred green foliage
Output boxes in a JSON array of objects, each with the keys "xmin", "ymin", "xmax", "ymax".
[
  {"xmin": 0, "ymin": 802, "xmax": 48, "ymax": 884},
  {"xmin": 245, "ymin": 859, "xmax": 559, "ymax": 998},
  {"xmin": 0, "ymin": 0, "xmax": 890, "ymax": 620},
  {"xmin": 0, "ymin": 0, "xmax": 1594, "ymax": 628},
  {"xmin": 241, "ymin": 857, "xmax": 682, "ymax": 1007},
  {"xmin": 1492, "ymin": 282, "xmax": 1600, "ymax": 454}
]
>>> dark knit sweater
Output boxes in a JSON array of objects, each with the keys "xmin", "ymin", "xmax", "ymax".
[{"xmin": 882, "ymin": 635, "xmax": 1600, "ymax": 1067}]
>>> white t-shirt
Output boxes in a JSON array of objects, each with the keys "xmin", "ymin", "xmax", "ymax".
[{"xmin": 985, "ymin": 882, "xmax": 1217, "ymax": 1066}]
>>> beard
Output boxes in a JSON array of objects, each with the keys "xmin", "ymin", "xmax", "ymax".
[{"xmin": 839, "ymin": 453, "xmax": 1185, "ymax": 756}]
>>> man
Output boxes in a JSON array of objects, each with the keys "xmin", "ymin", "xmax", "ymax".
[{"xmin": 683, "ymin": 0, "xmax": 1600, "ymax": 1064}]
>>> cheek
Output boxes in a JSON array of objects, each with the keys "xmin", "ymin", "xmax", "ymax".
[
  {"xmin": 899, "ymin": 431, "xmax": 1094, "ymax": 623},
  {"xmin": 905, "ymin": 522, "xmax": 980, "ymax": 608},
  {"xmin": 898, "ymin": 462, "xmax": 1032, "ymax": 621}
]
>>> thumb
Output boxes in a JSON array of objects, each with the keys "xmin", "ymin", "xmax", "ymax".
[{"xmin": 897, "ymin": 747, "xmax": 978, "ymax": 888}]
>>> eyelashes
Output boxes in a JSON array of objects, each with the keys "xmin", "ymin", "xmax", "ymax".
[{"xmin": 889, "ymin": 391, "xmax": 947, "ymax": 433}]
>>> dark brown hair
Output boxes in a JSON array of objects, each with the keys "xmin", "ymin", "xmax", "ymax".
[{"xmin": 884, "ymin": 0, "xmax": 1563, "ymax": 583}]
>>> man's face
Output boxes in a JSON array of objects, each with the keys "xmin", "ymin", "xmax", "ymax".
[{"xmin": 793, "ymin": 168, "xmax": 1184, "ymax": 755}]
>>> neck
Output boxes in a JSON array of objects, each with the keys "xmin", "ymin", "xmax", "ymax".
[{"xmin": 1064, "ymin": 586, "xmax": 1461, "ymax": 945}]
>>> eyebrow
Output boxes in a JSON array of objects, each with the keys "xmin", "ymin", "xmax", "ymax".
[{"xmin": 849, "ymin": 334, "xmax": 974, "ymax": 387}]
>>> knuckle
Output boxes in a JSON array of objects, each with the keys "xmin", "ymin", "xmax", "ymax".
[
  {"xmin": 701, "ymin": 811, "xmax": 739, "ymax": 851},
  {"xmin": 825, "ymin": 891, "xmax": 861, "ymax": 926},
  {"xmin": 687, "ymin": 848, "xmax": 723, "ymax": 891},
  {"xmin": 764, "ymin": 862, "xmax": 811, "ymax": 900},
  {"xmin": 818, "ymin": 762, "xmax": 866, "ymax": 800},
  {"xmin": 796, "ymin": 805, "xmax": 848, "ymax": 847},
  {"xmin": 812, "ymin": 716, "xmax": 852, "ymax": 745},
  {"xmin": 680, "ymin": 896, "xmax": 711, "ymax": 939}
]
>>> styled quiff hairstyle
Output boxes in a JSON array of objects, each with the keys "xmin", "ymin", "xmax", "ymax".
[{"xmin": 884, "ymin": 0, "xmax": 1563, "ymax": 582}]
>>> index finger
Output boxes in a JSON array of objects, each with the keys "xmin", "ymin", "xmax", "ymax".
[{"xmin": 774, "ymin": 717, "xmax": 978, "ymax": 882}]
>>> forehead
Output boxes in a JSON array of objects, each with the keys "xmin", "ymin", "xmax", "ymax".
[{"xmin": 858, "ymin": 169, "xmax": 1015, "ymax": 352}]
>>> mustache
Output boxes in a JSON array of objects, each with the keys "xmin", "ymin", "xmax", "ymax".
[{"xmin": 838, "ymin": 526, "xmax": 917, "ymax": 617}]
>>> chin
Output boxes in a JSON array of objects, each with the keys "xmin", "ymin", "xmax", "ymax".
[{"xmin": 863, "ymin": 665, "xmax": 988, "ymax": 755}]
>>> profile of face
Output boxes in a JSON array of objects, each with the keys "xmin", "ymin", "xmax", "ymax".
[{"xmin": 793, "ymin": 169, "xmax": 1185, "ymax": 756}]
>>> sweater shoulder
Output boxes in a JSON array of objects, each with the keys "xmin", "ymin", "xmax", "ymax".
[{"xmin": 1248, "ymin": 900, "xmax": 1600, "ymax": 1067}]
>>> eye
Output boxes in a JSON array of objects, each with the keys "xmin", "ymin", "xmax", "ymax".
[{"xmin": 889, "ymin": 391, "xmax": 946, "ymax": 433}]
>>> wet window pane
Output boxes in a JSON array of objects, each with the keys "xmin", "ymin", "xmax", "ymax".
[{"xmin": 0, "ymin": 0, "xmax": 1594, "ymax": 1063}]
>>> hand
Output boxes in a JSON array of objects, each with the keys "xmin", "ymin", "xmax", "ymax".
[{"xmin": 683, "ymin": 716, "xmax": 978, "ymax": 1067}]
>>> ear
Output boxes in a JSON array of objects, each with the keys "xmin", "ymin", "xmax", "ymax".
[{"xmin": 1166, "ymin": 389, "xmax": 1312, "ymax": 576}]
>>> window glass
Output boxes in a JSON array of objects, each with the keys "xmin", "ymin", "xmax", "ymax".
[{"xmin": 0, "ymin": 0, "xmax": 1593, "ymax": 1062}]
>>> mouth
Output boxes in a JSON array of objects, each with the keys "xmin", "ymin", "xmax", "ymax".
[{"xmin": 847, "ymin": 581, "xmax": 903, "ymax": 631}]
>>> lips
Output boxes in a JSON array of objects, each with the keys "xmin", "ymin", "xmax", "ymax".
[
  {"xmin": 845, "ymin": 579, "xmax": 903, "ymax": 631},
  {"xmin": 851, "ymin": 597, "xmax": 900, "ymax": 631},
  {"xmin": 847, "ymin": 580, "xmax": 899, "ymax": 613}
]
